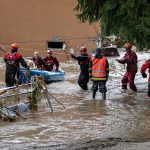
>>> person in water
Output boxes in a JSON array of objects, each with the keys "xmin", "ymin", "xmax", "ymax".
[
  {"xmin": 43, "ymin": 49, "xmax": 59, "ymax": 71},
  {"xmin": 71, "ymin": 47, "xmax": 90, "ymax": 90}
]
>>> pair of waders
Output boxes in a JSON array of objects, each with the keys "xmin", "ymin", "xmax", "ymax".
[{"xmin": 92, "ymin": 80, "xmax": 107, "ymax": 100}]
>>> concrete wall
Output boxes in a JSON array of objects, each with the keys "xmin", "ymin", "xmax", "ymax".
[{"xmin": 0, "ymin": 0, "xmax": 100, "ymax": 61}]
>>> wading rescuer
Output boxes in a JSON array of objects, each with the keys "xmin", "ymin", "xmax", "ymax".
[
  {"xmin": 4, "ymin": 43, "xmax": 28, "ymax": 87},
  {"xmin": 140, "ymin": 59, "xmax": 150, "ymax": 99},
  {"xmin": 44, "ymin": 49, "xmax": 59, "ymax": 71},
  {"xmin": 70, "ymin": 47, "xmax": 90, "ymax": 90},
  {"xmin": 32, "ymin": 51, "xmax": 48, "ymax": 70},
  {"xmin": 116, "ymin": 42, "xmax": 138, "ymax": 92},
  {"xmin": 89, "ymin": 48, "xmax": 109, "ymax": 99}
]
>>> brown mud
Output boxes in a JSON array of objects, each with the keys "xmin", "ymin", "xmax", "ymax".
[{"xmin": 19, "ymin": 138, "xmax": 150, "ymax": 150}]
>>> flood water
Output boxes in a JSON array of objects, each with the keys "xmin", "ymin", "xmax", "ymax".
[{"xmin": 0, "ymin": 56, "xmax": 150, "ymax": 150}]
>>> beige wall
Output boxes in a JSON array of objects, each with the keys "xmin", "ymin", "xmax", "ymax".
[{"xmin": 0, "ymin": 0, "xmax": 100, "ymax": 61}]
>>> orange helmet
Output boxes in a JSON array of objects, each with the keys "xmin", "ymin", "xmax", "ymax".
[
  {"xmin": 80, "ymin": 47, "xmax": 87, "ymax": 52},
  {"xmin": 47, "ymin": 49, "xmax": 53, "ymax": 54},
  {"xmin": 123, "ymin": 42, "xmax": 132, "ymax": 49},
  {"xmin": 11, "ymin": 43, "xmax": 18, "ymax": 49}
]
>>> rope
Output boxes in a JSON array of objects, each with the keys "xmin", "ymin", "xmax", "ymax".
[
  {"xmin": 0, "ymin": 35, "xmax": 97, "ymax": 56},
  {"xmin": 0, "ymin": 36, "xmax": 98, "ymax": 45},
  {"xmin": 27, "ymin": 76, "xmax": 54, "ymax": 112},
  {"xmin": 48, "ymin": 92, "xmax": 65, "ymax": 109},
  {"xmin": 0, "ymin": 44, "xmax": 72, "ymax": 63}
]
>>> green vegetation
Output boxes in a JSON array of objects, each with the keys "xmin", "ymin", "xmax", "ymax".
[{"xmin": 75, "ymin": 0, "xmax": 150, "ymax": 50}]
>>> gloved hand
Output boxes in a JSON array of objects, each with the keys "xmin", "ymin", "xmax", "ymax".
[
  {"xmin": 142, "ymin": 73, "xmax": 147, "ymax": 78},
  {"xmin": 25, "ymin": 67, "xmax": 30, "ymax": 77}
]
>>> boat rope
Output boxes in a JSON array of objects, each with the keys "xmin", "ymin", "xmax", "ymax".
[{"xmin": 48, "ymin": 92, "xmax": 65, "ymax": 109}]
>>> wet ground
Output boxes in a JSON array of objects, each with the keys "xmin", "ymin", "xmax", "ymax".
[{"xmin": 0, "ymin": 55, "xmax": 150, "ymax": 150}]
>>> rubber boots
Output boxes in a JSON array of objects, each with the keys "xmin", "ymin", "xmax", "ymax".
[{"xmin": 92, "ymin": 91, "xmax": 96, "ymax": 99}]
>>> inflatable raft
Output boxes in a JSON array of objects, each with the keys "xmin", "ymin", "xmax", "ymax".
[{"xmin": 19, "ymin": 68, "xmax": 65, "ymax": 84}]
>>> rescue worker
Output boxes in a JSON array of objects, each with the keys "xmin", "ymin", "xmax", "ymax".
[
  {"xmin": 32, "ymin": 51, "xmax": 48, "ymax": 70},
  {"xmin": 43, "ymin": 49, "xmax": 59, "ymax": 71},
  {"xmin": 89, "ymin": 48, "xmax": 109, "ymax": 99},
  {"xmin": 116, "ymin": 42, "xmax": 138, "ymax": 91},
  {"xmin": 140, "ymin": 59, "xmax": 150, "ymax": 99},
  {"xmin": 70, "ymin": 47, "xmax": 90, "ymax": 90},
  {"xmin": 4, "ymin": 43, "xmax": 28, "ymax": 87}
]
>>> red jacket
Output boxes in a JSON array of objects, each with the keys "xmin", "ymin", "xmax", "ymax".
[
  {"xmin": 118, "ymin": 50, "xmax": 138, "ymax": 73},
  {"xmin": 44, "ymin": 56, "xmax": 59, "ymax": 70},
  {"xmin": 32, "ymin": 56, "xmax": 50, "ymax": 70},
  {"xmin": 4, "ymin": 52, "xmax": 27, "ymax": 69},
  {"xmin": 141, "ymin": 59, "xmax": 150, "ymax": 83}
]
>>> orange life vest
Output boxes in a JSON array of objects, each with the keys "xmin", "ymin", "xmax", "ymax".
[{"xmin": 91, "ymin": 56, "xmax": 107, "ymax": 80}]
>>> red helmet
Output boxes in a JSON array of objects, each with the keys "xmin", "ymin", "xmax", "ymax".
[
  {"xmin": 80, "ymin": 47, "xmax": 87, "ymax": 52},
  {"xmin": 123, "ymin": 42, "xmax": 132, "ymax": 49},
  {"xmin": 11, "ymin": 43, "xmax": 18, "ymax": 49},
  {"xmin": 47, "ymin": 49, "xmax": 53, "ymax": 54}
]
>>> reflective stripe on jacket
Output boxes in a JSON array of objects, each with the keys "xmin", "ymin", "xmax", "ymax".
[{"xmin": 91, "ymin": 57, "xmax": 107, "ymax": 80}]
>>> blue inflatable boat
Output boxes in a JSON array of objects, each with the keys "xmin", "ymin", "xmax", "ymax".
[{"xmin": 19, "ymin": 68, "xmax": 65, "ymax": 83}]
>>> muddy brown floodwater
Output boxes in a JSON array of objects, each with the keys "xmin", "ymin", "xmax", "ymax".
[{"xmin": 0, "ymin": 58, "xmax": 150, "ymax": 150}]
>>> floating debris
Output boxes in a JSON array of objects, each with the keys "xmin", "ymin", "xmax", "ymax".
[{"xmin": 0, "ymin": 76, "xmax": 64, "ymax": 121}]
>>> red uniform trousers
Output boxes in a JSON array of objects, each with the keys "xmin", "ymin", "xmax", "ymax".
[{"xmin": 121, "ymin": 71, "xmax": 137, "ymax": 91}]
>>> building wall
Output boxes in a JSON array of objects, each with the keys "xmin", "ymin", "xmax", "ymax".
[{"xmin": 0, "ymin": 0, "xmax": 100, "ymax": 61}]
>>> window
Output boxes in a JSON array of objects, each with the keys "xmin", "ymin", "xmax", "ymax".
[{"xmin": 46, "ymin": 41, "xmax": 66, "ymax": 50}]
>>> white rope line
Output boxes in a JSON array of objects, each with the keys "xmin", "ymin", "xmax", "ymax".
[{"xmin": 0, "ymin": 45, "xmax": 70, "ymax": 55}]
